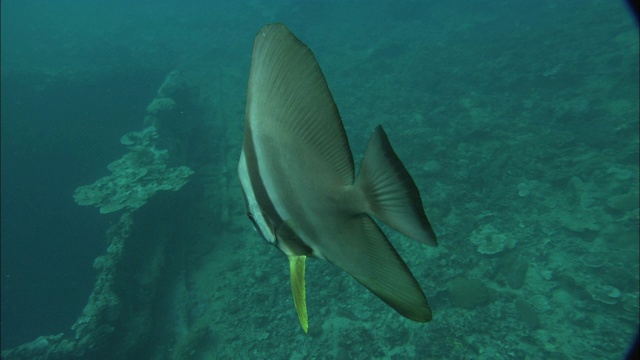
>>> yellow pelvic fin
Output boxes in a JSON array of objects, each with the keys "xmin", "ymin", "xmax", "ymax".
[{"xmin": 288, "ymin": 255, "xmax": 308, "ymax": 333}]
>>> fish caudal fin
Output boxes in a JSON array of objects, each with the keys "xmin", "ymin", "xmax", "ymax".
[
  {"xmin": 288, "ymin": 255, "xmax": 309, "ymax": 333},
  {"xmin": 355, "ymin": 126, "xmax": 437, "ymax": 247}
]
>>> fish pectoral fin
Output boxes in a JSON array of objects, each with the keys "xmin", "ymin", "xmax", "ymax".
[
  {"xmin": 277, "ymin": 220, "xmax": 300, "ymax": 241},
  {"xmin": 355, "ymin": 125, "xmax": 437, "ymax": 246},
  {"xmin": 288, "ymin": 255, "xmax": 309, "ymax": 333},
  {"xmin": 277, "ymin": 220, "xmax": 313, "ymax": 256}
]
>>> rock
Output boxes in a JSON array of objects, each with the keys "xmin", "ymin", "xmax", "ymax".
[
  {"xmin": 514, "ymin": 299, "xmax": 540, "ymax": 329},
  {"xmin": 447, "ymin": 276, "xmax": 495, "ymax": 309},
  {"xmin": 506, "ymin": 258, "xmax": 529, "ymax": 289},
  {"xmin": 607, "ymin": 192, "xmax": 639, "ymax": 213},
  {"xmin": 606, "ymin": 165, "xmax": 634, "ymax": 181},
  {"xmin": 422, "ymin": 160, "xmax": 442, "ymax": 174},
  {"xmin": 559, "ymin": 212, "xmax": 600, "ymax": 233},
  {"xmin": 517, "ymin": 182, "xmax": 531, "ymax": 197}
]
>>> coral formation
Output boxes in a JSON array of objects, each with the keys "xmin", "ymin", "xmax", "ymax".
[
  {"xmin": 469, "ymin": 224, "xmax": 516, "ymax": 255},
  {"xmin": 586, "ymin": 284, "xmax": 622, "ymax": 305},
  {"xmin": 145, "ymin": 97, "xmax": 176, "ymax": 115},
  {"xmin": 73, "ymin": 126, "xmax": 194, "ymax": 214},
  {"xmin": 579, "ymin": 252, "xmax": 609, "ymax": 268}
]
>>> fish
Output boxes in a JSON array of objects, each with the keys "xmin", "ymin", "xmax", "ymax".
[{"xmin": 238, "ymin": 23, "xmax": 438, "ymax": 333}]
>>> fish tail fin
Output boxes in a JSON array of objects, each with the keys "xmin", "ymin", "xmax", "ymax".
[{"xmin": 355, "ymin": 126, "xmax": 437, "ymax": 246}]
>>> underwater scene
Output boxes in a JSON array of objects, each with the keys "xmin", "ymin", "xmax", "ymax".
[{"xmin": 1, "ymin": 1, "xmax": 638, "ymax": 359}]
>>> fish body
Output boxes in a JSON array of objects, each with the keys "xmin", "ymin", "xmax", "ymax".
[{"xmin": 238, "ymin": 23, "xmax": 437, "ymax": 332}]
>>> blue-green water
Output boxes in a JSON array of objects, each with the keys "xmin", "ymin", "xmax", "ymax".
[{"xmin": 1, "ymin": 1, "xmax": 638, "ymax": 358}]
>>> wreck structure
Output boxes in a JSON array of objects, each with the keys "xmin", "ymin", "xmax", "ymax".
[{"xmin": 2, "ymin": 71, "xmax": 232, "ymax": 360}]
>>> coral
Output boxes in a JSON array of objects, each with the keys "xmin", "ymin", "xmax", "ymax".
[
  {"xmin": 469, "ymin": 224, "xmax": 516, "ymax": 255},
  {"xmin": 119, "ymin": 126, "xmax": 159, "ymax": 149},
  {"xmin": 586, "ymin": 284, "xmax": 622, "ymax": 305},
  {"xmin": 145, "ymin": 97, "xmax": 176, "ymax": 115},
  {"xmin": 73, "ymin": 126, "xmax": 194, "ymax": 214},
  {"xmin": 578, "ymin": 252, "xmax": 609, "ymax": 268}
]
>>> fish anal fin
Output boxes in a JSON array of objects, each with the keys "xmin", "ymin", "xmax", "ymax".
[{"xmin": 324, "ymin": 216, "xmax": 432, "ymax": 322}]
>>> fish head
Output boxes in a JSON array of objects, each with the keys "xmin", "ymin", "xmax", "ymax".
[{"xmin": 239, "ymin": 148, "xmax": 314, "ymax": 258}]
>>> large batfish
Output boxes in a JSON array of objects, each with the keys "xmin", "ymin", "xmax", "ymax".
[{"xmin": 238, "ymin": 23, "xmax": 438, "ymax": 333}]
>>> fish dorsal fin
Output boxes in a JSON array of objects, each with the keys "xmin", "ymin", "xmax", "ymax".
[
  {"xmin": 288, "ymin": 255, "xmax": 308, "ymax": 333},
  {"xmin": 247, "ymin": 24, "xmax": 354, "ymax": 184},
  {"xmin": 355, "ymin": 126, "xmax": 437, "ymax": 246}
]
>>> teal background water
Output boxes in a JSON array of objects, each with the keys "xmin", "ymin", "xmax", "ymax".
[{"xmin": 1, "ymin": 0, "xmax": 638, "ymax": 358}]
